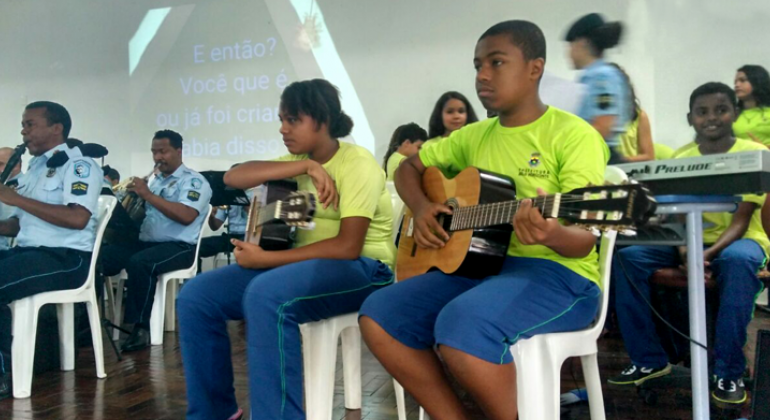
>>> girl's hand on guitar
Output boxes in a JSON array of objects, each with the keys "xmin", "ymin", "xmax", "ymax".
[
  {"xmin": 232, "ymin": 239, "xmax": 273, "ymax": 269},
  {"xmin": 306, "ymin": 161, "xmax": 339, "ymax": 210},
  {"xmin": 413, "ymin": 202, "xmax": 452, "ymax": 249},
  {"xmin": 513, "ymin": 188, "xmax": 562, "ymax": 246}
]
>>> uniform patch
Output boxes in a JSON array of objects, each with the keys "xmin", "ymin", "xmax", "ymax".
[
  {"xmin": 596, "ymin": 93, "xmax": 614, "ymax": 110},
  {"xmin": 71, "ymin": 182, "xmax": 89, "ymax": 196},
  {"xmin": 73, "ymin": 160, "xmax": 91, "ymax": 178},
  {"xmin": 187, "ymin": 190, "xmax": 201, "ymax": 202},
  {"xmin": 529, "ymin": 152, "xmax": 541, "ymax": 168},
  {"xmin": 46, "ymin": 168, "xmax": 57, "ymax": 178},
  {"xmin": 191, "ymin": 178, "xmax": 202, "ymax": 189}
]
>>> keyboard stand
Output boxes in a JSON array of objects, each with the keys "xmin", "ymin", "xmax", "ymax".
[{"xmin": 654, "ymin": 195, "xmax": 739, "ymax": 420}]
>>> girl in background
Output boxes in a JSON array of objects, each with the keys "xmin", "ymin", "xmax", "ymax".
[
  {"xmin": 383, "ymin": 122, "xmax": 428, "ymax": 181},
  {"xmin": 566, "ymin": 13, "xmax": 630, "ymax": 164},
  {"xmin": 610, "ymin": 63, "xmax": 655, "ymax": 162},
  {"xmin": 734, "ymin": 64, "xmax": 770, "ymax": 146},
  {"xmin": 426, "ymin": 91, "xmax": 479, "ymax": 145}
]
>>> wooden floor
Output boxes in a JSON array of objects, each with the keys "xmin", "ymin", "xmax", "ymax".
[{"xmin": 1, "ymin": 310, "xmax": 768, "ymax": 419}]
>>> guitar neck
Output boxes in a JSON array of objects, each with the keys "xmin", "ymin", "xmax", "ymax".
[
  {"xmin": 448, "ymin": 195, "xmax": 561, "ymax": 231},
  {"xmin": 255, "ymin": 200, "xmax": 280, "ymax": 227}
]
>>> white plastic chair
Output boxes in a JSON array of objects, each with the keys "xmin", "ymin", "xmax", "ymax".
[
  {"xmin": 511, "ymin": 230, "xmax": 616, "ymax": 420},
  {"xmin": 9, "ymin": 196, "xmax": 117, "ymax": 399},
  {"xmin": 300, "ymin": 313, "xmax": 363, "ymax": 420},
  {"xmin": 106, "ymin": 205, "xmax": 212, "ymax": 345},
  {"xmin": 149, "ymin": 205, "xmax": 212, "ymax": 345},
  {"xmin": 396, "ymin": 167, "xmax": 628, "ymax": 420},
  {"xmin": 299, "ymin": 188, "xmax": 405, "ymax": 420},
  {"xmin": 510, "ymin": 167, "xmax": 627, "ymax": 420}
]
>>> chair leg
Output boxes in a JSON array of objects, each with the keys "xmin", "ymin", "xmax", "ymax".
[
  {"xmin": 514, "ymin": 343, "xmax": 561, "ymax": 420},
  {"xmin": 11, "ymin": 300, "xmax": 39, "ymax": 399},
  {"xmin": 581, "ymin": 353, "xmax": 606, "ymax": 420},
  {"xmin": 86, "ymin": 295, "xmax": 107, "ymax": 379},
  {"xmin": 57, "ymin": 303, "xmax": 76, "ymax": 371},
  {"xmin": 149, "ymin": 277, "xmax": 168, "ymax": 346},
  {"xmin": 301, "ymin": 321, "xmax": 338, "ymax": 420},
  {"xmin": 393, "ymin": 379, "xmax": 407, "ymax": 420},
  {"xmin": 164, "ymin": 279, "xmax": 178, "ymax": 332},
  {"xmin": 340, "ymin": 326, "xmax": 362, "ymax": 409}
]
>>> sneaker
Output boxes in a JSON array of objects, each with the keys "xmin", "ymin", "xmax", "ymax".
[
  {"xmin": 607, "ymin": 363, "xmax": 672, "ymax": 386},
  {"xmin": 227, "ymin": 408, "xmax": 244, "ymax": 420},
  {"xmin": 711, "ymin": 377, "xmax": 746, "ymax": 406}
]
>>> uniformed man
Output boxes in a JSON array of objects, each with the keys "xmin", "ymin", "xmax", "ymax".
[
  {"xmin": 0, "ymin": 102, "xmax": 102, "ymax": 400},
  {"xmin": 101, "ymin": 129, "xmax": 211, "ymax": 352},
  {"xmin": 0, "ymin": 147, "xmax": 23, "ymax": 251},
  {"xmin": 199, "ymin": 203, "xmax": 248, "ymax": 259},
  {"xmin": 565, "ymin": 13, "xmax": 631, "ymax": 164}
]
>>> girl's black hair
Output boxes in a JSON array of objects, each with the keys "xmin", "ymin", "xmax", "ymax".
[
  {"xmin": 566, "ymin": 13, "xmax": 623, "ymax": 57},
  {"xmin": 737, "ymin": 65, "xmax": 770, "ymax": 112},
  {"xmin": 427, "ymin": 91, "xmax": 478, "ymax": 139},
  {"xmin": 280, "ymin": 79, "xmax": 354, "ymax": 138},
  {"xmin": 382, "ymin": 122, "xmax": 428, "ymax": 173},
  {"xmin": 608, "ymin": 63, "xmax": 639, "ymax": 121}
]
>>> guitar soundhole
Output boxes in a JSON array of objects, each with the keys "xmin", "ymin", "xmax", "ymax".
[{"xmin": 438, "ymin": 198, "xmax": 459, "ymax": 237}]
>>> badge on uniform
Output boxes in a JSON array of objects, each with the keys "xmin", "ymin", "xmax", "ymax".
[
  {"xmin": 187, "ymin": 190, "xmax": 200, "ymax": 202},
  {"xmin": 73, "ymin": 160, "xmax": 91, "ymax": 178},
  {"xmin": 71, "ymin": 182, "xmax": 89, "ymax": 196},
  {"xmin": 191, "ymin": 178, "xmax": 202, "ymax": 190},
  {"xmin": 46, "ymin": 168, "xmax": 57, "ymax": 178},
  {"xmin": 596, "ymin": 93, "xmax": 614, "ymax": 110}
]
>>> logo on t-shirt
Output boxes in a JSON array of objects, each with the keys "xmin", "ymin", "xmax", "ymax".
[{"xmin": 528, "ymin": 152, "xmax": 541, "ymax": 168}]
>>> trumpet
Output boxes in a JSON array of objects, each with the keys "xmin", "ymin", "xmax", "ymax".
[{"xmin": 114, "ymin": 163, "xmax": 159, "ymax": 226}]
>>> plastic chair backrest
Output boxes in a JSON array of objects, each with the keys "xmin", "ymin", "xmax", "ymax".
[
  {"xmin": 604, "ymin": 165, "xmax": 628, "ymax": 185},
  {"xmin": 82, "ymin": 195, "xmax": 118, "ymax": 291},
  {"xmin": 189, "ymin": 205, "xmax": 214, "ymax": 273}
]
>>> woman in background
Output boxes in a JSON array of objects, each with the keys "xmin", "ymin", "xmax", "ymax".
[
  {"xmin": 566, "ymin": 13, "xmax": 630, "ymax": 164},
  {"xmin": 425, "ymin": 91, "xmax": 479, "ymax": 145},
  {"xmin": 610, "ymin": 63, "xmax": 655, "ymax": 162},
  {"xmin": 383, "ymin": 122, "xmax": 428, "ymax": 181},
  {"xmin": 734, "ymin": 64, "xmax": 770, "ymax": 146}
]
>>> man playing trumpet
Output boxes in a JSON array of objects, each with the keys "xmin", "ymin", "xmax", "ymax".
[{"xmin": 101, "ymin": 129, "xmax": 211, "ymax": 352}]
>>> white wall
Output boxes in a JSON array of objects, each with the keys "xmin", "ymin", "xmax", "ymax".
[{"xmin": 1, "ymin": 0, "xmax": 768, "ymax": 178}]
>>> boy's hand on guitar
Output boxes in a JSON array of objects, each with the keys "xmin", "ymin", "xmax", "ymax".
[
  {"xmin": 413, "ymin": 201, "xmax": 452, "ymax": 249},
  {"xmin": 306, "ymin": 160, "xmax": 339, "ymax": 210},
  {"xmin": 232, "ymin": 238, "xmax": 272, "ymax": 269},
  {"xmin": 513, "ymin": 188, "xmax": 562, "ymax": 246}
]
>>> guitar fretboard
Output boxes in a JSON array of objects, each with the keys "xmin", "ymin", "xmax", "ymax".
[{"xmin": 448, "ymin": 194, "xmax": 561, "ymax": 231}]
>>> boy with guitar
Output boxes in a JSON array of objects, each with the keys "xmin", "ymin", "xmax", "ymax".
[{"xmin": 359, "ymin": 20, "xmax": 609, "ymax": 419}]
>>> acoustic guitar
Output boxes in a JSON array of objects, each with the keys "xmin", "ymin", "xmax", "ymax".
[
  {"xmin": 396, "ymin": 166, "xmax": 656, "ymax": 280},
  {"xmin": 244, "ymin": 179, "xmax": 315, "ymax": 250}
]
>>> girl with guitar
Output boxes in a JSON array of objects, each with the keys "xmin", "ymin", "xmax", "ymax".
[
  {"xmin": 360, "ymin": 21, "xmax": 610, "ymax": 419},
  {"xmin": 177, "ymin": 79, "xmax": 395, "ymax": 420}
]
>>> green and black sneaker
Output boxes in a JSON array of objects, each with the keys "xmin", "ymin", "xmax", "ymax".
[
  {"xmin": 607, "ymin": 363, "xmax": 672, "ymax": 386},
  {"xmin": 711, "ymin": 377, "xmax": 747, "ymax": 407}
]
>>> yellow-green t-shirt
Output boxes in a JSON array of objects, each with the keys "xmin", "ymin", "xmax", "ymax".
[
  {"xmin": 619, "ymin": 114, "xmax": 640, "ymax": 158},
  {"xmin": 386, "ymin": 152, "xmax": 406, "ymax": 181},
  {"xmin": 672, "ymin": 138, "xmax": 770, "ymax": 255},
  {"xmin": 733, "ymin": 108, "xmax": 770, "ymax": 147},
  {"xmin": 275, "ymin": 142, "xmax": 395, "ymax": 268},
  {"xmin": 418, "ymin": 106, "xmax": 609, "ymax": 285}
]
